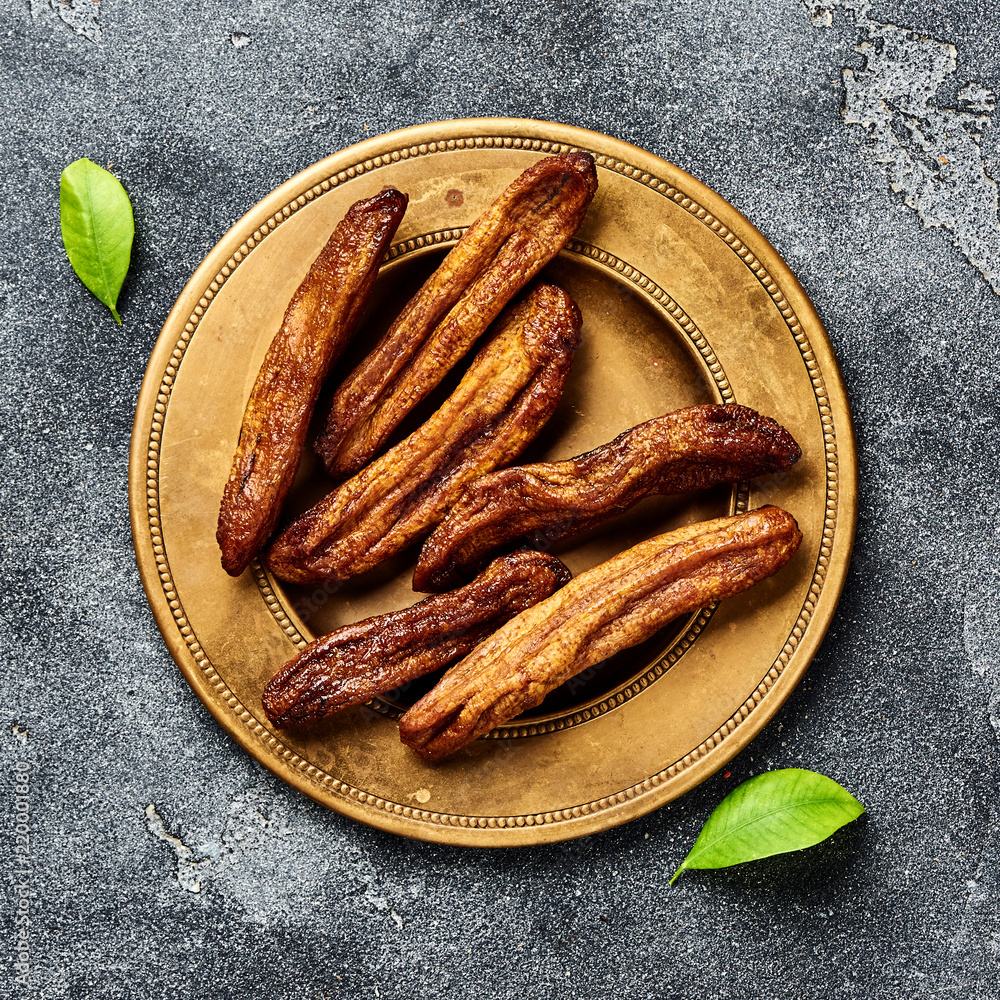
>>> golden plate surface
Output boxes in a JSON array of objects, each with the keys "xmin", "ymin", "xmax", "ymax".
[{"xmin": 129, "ymin": 119, "xmax": 858, "ymax": 846}]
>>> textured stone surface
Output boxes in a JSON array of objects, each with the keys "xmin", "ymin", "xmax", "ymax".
[{"xmin": 2, "ymin": 0, "xmax": 999, "ymax": 996}]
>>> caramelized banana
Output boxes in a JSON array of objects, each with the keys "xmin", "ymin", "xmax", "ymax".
[
  {"xmin": 265, "ymin": 283, "xmax": 583, "ymax": 585},
  {"xmin": 216, "ymin": 188, "xmax": 407, "ymax": 576},
  {"xmin": 315, "ymin": 152, "xmax": 598, "ymax": 478},
  {"xmin": 262, "ymin": 551, "xmax": 571, "ymax": 728},
  {"xmin": 399, "ymin": 506, "xmax": 802, "ymax": 760},
  {"xmin": 414, "ymin": 404, "xmax": 801, "ymax": 591}
]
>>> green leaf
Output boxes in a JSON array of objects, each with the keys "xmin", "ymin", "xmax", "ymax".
[
  {"xmin": 670, "ymin": 768, "xmax": 865, "ymax": 884},
  {"xmin": 59, "ymin": 158, "xmax": 134, "ymax": 325}
]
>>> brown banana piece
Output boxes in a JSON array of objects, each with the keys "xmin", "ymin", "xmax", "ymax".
[
  {"xmin": 399, "ymin": 506, "xmax": 802, "ymax": 761},
  {"xmin": 414, "ymin": 404, "xmax": 802, "ymax": 591},
  {"xmin": 261, "ymin": 551, "xmax": 572, "ymax": 728},
  {"xmin": 265, "ymin": 283, "xmax": 583, "ymax": 585},
  {"xmin": 315, "ymin": 152, "xmax": 598, "ymax": 478},
  {"xmin": 216, "ymin": 187, "xmax": 408, "ymax": 576}
]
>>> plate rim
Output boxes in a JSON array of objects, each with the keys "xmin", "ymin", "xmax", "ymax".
[{"xmin": 129, "ymin": 116, "xmax": 859, "ymax": 846}]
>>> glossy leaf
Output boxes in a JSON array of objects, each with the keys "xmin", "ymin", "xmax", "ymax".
[
  {"xmin": 59, "ymin": 158, "xmax": 134, "ymax": 325},
  {"xmin": 670, "ymin": 768, "xmax": 865, "ymax": 884}
]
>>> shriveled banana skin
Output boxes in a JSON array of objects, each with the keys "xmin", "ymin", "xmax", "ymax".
[
  {"xmin": 414, "ymin": 404, "xmax": 801, "ymax": 591},
  {"xmin": 216, "ymin": 187, "xmax": 408, "ymax": 577},
  {"xmin": 262, "ymin": 551, "xmax": 572, "ymax": 728},
  {"xmin": 399, "ymin": 506, "xmax": 802, "ymax": 761},
  {"xmin": 315, "ymin": 152, "xmax": 598, "ymax": 478},
  {"xmin": 265, "ymin": 283, "xmax": 583, "ymax": 585}
]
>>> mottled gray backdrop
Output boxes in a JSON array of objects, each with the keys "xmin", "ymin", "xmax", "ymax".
[{"xmin": 2, "ymin": 0, "xmax": 998, "ymax": 997}]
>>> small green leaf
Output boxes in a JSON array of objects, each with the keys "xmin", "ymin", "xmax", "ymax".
[
  {"xmin": 59, "ymin": 158, "xmax": 134, "ymax": 325},
  {"xmin": 670, "ymin": 768, "xmax": 865, "ymax": 884}
]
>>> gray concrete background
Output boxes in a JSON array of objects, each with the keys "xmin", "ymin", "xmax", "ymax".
[{"xmin": 2, "ymin": 0, "xmax": 999, "ymax": 996}]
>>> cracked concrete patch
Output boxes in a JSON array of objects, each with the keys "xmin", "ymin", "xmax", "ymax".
[
  {"xmin": 143, "ymin": 791, "xmax": 281, "ymax": 898},
  {"xmin": 806, "ymin": 0, "xmax": 1000, "ymax": 294},
  {"xmin": 28, "ymin": 0, "xmax": 102, "ymax": 42},
  {"xmin": 138, "ymin": 782, "xmax": 424, "ymax": 937},
  {"xmin": 143, "ymin": 804, "xmax": 212, "ymax": 894},
  {"xmin": 142, "ymin": 786, "xmax": 318, "ymax": 921}
]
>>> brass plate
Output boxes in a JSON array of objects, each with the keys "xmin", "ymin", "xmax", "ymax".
[{"xmin": 129, "ymin": 119, "xmax": 857, "ymax": 846}]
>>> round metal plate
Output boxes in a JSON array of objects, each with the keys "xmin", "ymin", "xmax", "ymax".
[{"xmin": 129, "ymin": 118, "xmax": 857, "ymax": 845}]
